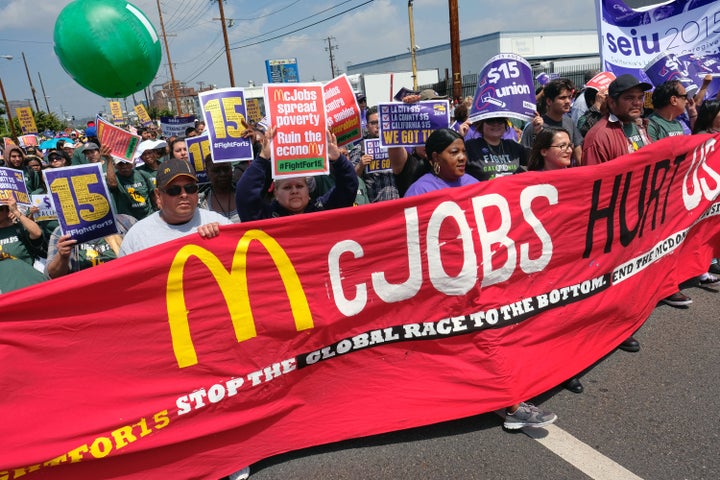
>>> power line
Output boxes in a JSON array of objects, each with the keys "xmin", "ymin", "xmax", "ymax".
[{"xmin": 183, "ymin": 0, "xmax": 373, "ymax": 84}]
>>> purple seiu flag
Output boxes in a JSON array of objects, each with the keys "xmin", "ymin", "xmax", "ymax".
[
  {"xmin": 0, "ymin": 167, "xmax": 31, "ymax": 207},
  {"xmin": 43, "ymin": 164, "xmax": 118, "ymax": 244},
  {"xmin": 199, "ymin": 88, "xmax": 254, "ymax": 163},
  {"xmin": 683, "ymin": 53, "xmax": 720, "ymax": 100},
  {"xmin": 468, "ymin": 53, "xmax": 536, "ymax": 124},
  {"xmin": 596, "ymin": 0, "xmax": 720, "ymax": 91},
  {"xmin": 377, "ymin": 100, "xmax": 450, "ymax": 148},
  {"xmin": 535, "ymin": 72, "xmax": 559, "ymax": 86},
  {"xmin": 363, "ymin": 138, "xmax": 391, "ymax": 173},
  {"xmin": 644, "ymin": 52, "xmax": 698, "ymax": 96}
]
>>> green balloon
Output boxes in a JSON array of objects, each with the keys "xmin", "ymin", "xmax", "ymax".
[{"xmin": 54, "ymin": 0, "xmax": 162, "ymax": 98}]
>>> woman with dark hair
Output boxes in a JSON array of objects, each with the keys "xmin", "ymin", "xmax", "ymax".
[
  {"xmin": 527, "ymin": 128, "xmax": 574, "ymax": 171},
  {"xmin": 404, "ymin": 128, "xmax": 477, "ymax": 197},
  {"xmin": 169, "ymin": 137, "xmax": 189, "ymax": 162},
  {"xmin": 692, "ymin": 99, "xmax": 720, "ymax": 134},
  {"xmin": 403, "ymin": 127, "xmax": 558, "ymax": 429},
  {"xmin": 463, "ymin": 117, "xmax": 529, "ymax": 181}
]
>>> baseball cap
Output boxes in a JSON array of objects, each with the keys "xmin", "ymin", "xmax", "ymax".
[
  {"xmin": 135, "ymin": 139, "xmax": 168, "ymax": 159},
  {"xmin": 81, "ymin": 142, "xmax": 99, "ymax": 153},
  {"xmin": 156, "ymin": 158, "xmax": 197, "ymax": 189},
  {"xmin": 608, "ymin": 74, "xmax": 652, "ymax": 98},
  {"xmin": 419, "ymin": 89, "xmax": 447, "ymax": 100}
]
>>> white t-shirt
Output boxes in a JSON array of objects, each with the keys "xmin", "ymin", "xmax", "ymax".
[{"xmin": 118, "ymin": 208, "xmax": 233, "ymax": 256}]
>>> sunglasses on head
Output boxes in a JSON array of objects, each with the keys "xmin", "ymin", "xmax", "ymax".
[{"xmin": 162, "ymin": 183, "xmax": 199, "ymax": 196}]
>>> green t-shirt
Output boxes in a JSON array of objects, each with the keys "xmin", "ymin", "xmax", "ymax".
[
  {"xmin": 112, "ymin": 170, "xmax": 156, "ymax": 220},
  {"xmin": 646, "ymin": 112, "xmax": 686, "ymax": 141},
  {"xmin": 621, "ymin": 122, "xmax": 647, "ymax": 152},
  {"xmin": 0, "ymin": 224, "xmax": 35, "ymax": 265},
  {"xmin": 0, "ymin": 258, "xmax": 46, "ymax": 293}
]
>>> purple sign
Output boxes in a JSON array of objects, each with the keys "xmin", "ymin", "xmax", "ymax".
[
  {"xmin": 0, "ymin": 167, "xmax": 31, "ymax": 207},
  {"xmin": 199, "ymin": 88, "xmax": 254, "ymax": 163},
  {"xmin": 186, "ymin": 135, "xmax": 210, "ymax": 184},
  {"xmin": 597, "ymin": 0, "xmax": 720, "ymax": 99},
  {"xmin": 535, "ymin": 72, "xmax": 559, "ymax": 86},
  {"xmin": 160, "ymin": 115, "xmax": 196, "ymax": 138},
  {"xmin": 468, "ymin": 53, "xmax": 536, "ymax": 124},
  {"xmin": 644, "ymin": 52, "xmax": 699, "ymax": 96},
  {"xmin": 43, "ymin": 164, "xmax": 118, "ymax": 244},
  {"xmin": 377, "ymin": 100, "xmax": 450, "ymax": 148},
  {"xmin": 363, "ymin": 139, "xmax": 391, "ymax": 173}
]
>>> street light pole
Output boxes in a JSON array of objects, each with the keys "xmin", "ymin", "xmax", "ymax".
[{"xmin": 0, "ymin": 55, "xmax": 17, "ymax": 139}]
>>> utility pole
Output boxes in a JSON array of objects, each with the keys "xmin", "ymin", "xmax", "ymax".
[
  {"xmin": 408, "ymin": 1, "xmax": 418, "ymax": 90},
  {"xmin": 214, "ymin": 0, "xmax": 235, "ymax": 87},
  {"xmin": 38, "ymin": 72, "xmax": 50, "ymax": 114},
  {"xmin": 21, "ymin": 52, "xmax": 39, "ymax": 112},
  {"xmin": 324, "ymin": 37, "xmax": 339, "ymax": 78},
  {"xmin": 156, "ymin": 0, "xmax": 183, "ymax": 115},
  {"xmin": 448, "ymin": 0, "xmax": 462, "ymax": 102}
]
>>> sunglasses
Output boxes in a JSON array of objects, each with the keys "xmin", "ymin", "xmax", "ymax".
[{"xmin": 161, "ymin": 183, "xmax": 199, "ymax": 196}]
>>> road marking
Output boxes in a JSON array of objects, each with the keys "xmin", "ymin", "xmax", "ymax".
[
  {"xmin": 523, "ymin": 424, "xmax": 644, "ymax": 480},
  {"xmin": 495, "ymin": 411, "xmax": 642, "ymax": 479}
]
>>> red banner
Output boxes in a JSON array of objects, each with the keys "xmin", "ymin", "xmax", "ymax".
[{"xmin": 1, "ymin": 134, "xmax": 719, "ymax": 479}]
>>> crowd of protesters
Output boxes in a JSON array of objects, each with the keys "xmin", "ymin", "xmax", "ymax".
[{"xmin": 1, "ymin": 71, "xmax": 720, "ymax": 479}]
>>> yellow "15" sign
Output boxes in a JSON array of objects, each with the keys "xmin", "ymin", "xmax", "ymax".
[
  {"xmin": 48, "ymin": 173, "xmax": 110, "ymax": 226},
  {"xmin": 203, "ymin": 96, "xmax": 246, "ymax": 139}
]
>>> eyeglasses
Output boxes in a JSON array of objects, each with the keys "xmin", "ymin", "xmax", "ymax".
[
  {"xmin": 549, "ymin": 143, "xmax": 574, "ymax": 151},
  {"xmin": 161, "ymin": 183, "xmax": 199, "ymax": 196},
  {"xmin": 50, "ymin": 156, "xmax": 64, "ymax": 162}
]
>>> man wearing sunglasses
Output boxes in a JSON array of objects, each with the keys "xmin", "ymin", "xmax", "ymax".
[{"xmin": 118, "ymin": 158, "xmax": 231, "ymax": 256}]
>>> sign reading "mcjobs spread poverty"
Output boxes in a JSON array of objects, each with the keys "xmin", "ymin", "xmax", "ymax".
[{"xmin": 264, "ymin": 83, "xmax": 329, "ymax": 178}]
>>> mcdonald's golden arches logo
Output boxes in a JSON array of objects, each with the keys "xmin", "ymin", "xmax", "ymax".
[{"xmin": 166, "ymin": 229, "xmax": 314, "ymax": 368}]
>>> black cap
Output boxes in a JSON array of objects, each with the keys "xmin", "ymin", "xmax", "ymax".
[
  {"xmin": 608, "ymin": 74, "xmax": 652, "ymax": 98},
  {"xmin": 156, "ymin": 158, "xmax": 197, "ymax": 189}
]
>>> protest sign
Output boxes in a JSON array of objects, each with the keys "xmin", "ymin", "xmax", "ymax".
[
  {"xmin": 134, "ymin": 104, "xmax": 153, "ymax": 127},
  {"xmin": 535, "ymin": 72, "xmax": 559, "ymax": 86},
  {"xmin": 468, "ymin": 53, "xmax": 536, "ymax": 124},
  {"xmin": 644, "ymin": 52, "xmax": 699, "ymax": 95},
  {"xmin": 363, "ymin": 138, "xmax": 390, "ymax": 172},
  {"xmin": 109, "ymin": 101, "xmax": 124, "ymax": 123},
  {"xmin": 378, "ymin": 100, "xmax": 449, "ymax": 148},
  {"xmin": 2, "ymin": 138, "xmax": 16, "ymax": 151},
  {"xmin": 246, "ymin": 98, "xmax": 263, "ymax": 123},
  {"xmin": 0, "ymin": 167, "xmax": 30, "ymax": 206},
  {"xmin": 31, "ymin": 194, "xmax": 57, "ymax": 222},
  {"xmin": 96, "ymin": 116, "xmax": 141, "ymax": 163},
  {"xmin": 585, "ymin": 71, "xmax": 616, "ymax": 92},
  {"xmin": 15, "ymin": 107, "xmax": 37, "ymax": 135},
  {"xmin": 198, "ymin": 88, "xmax": 254, "ymax": 163},
  {"xmin": 264, "ymin": 83, "xmax": 328, "ymax": 178},
  {"xmin": 393, "ymin": 86, "xmax": 419, "ymax": 102},
  {"xmin": 596, "ymin": 0, "xmax": 720, "ymax": 97},
  {"xmin": 43, "ymin": 164, "xmax": 117, "ymax": 244},
  {"xmin": 186, "ymin": 135, "xmax": 210, "ymax": 183},
  {"xmin": 0, "ymin": 133, "xmax": 718, "ymax": 480},
  {"xmin": 17, "ymin": 135, "xmax": 39, "ymax": 147},
  {"xmin": 160, "ymin": 115, "xmax": 196, "ymax": 138},
  {"xmin": 324, "ymin": 74, "xmax": 362, "ymax": 146}
]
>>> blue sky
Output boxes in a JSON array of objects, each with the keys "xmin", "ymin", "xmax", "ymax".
[{"xmin": 0, "ymin": 0, "xmax": 599, "ymax": 120}]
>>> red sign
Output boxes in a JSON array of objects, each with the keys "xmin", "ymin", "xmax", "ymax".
[
  {"xmin": 1, "ymin": 134, "xmax": 719, "ymax": 479},
  {"xmin": 324, "ymin": 74, "xmax": 362, "ymax": 146},
  {"xmin": 264, "ymin": 83, "xmax": 328, "ymax": 178},
  {"xmin": 585, "ymin": 71, "xmax": 616, "ymax": 91}
]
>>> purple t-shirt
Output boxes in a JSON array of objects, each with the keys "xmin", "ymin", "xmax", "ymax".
[{"xmin": 404, "ymin": 173, "xmax": 479, "ymax": 197}]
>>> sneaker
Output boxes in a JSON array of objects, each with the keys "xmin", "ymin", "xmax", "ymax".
[
  {"xmin": 661, "ymin": 291, "xmax": 692, "ymax": 308},
  {"xmin": 503, "ymin": 402, "xmax": 557, "ymax": 430},
  {"xmin": 698, "ymin": 273, "xmax": 720, "ymax": 288},
  {"xmin": 229, "ymin": 466, "xmax": 250, "ymax": 480},
  {"xmin": 709, "ymin": 263, "xmax": 720, "ymax": 275}
]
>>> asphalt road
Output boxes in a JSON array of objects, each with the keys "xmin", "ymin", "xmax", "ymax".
[{"xmin": 236, "ymin": 281, "xmax": 719, "ymax": 480}]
